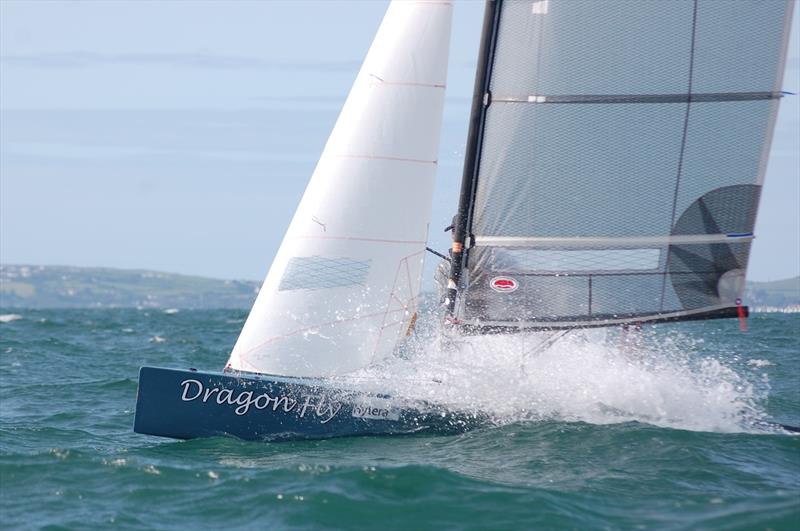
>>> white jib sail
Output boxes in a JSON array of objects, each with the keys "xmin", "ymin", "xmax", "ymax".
[{"xmin": 227, "ymin": 0, "xmax": 453, "ymax": 377}]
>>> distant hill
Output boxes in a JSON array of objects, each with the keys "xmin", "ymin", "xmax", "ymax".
[
  {"xmin": 1, "ymin": 264, "xmax": 798, "ymax": 311},
  {"xmin": 0, "ymin": 264, "xmax": 259, "ymax": 309},
  {"xmin": 745, "ymin": 276, "xmax": 800, "ymax": 311}
]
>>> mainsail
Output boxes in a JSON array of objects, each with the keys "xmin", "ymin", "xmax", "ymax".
[
  {"xmin": 448, "ymin": 0, "xmax": 794, "ymax": 330},
  {"xmin": 228, "ymin": 0, "xmax": 453, "ymax": 376}
]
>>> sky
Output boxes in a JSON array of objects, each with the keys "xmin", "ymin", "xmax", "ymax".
[{"xmin": 1, "ymin": 0, "xmax": 798, "ymax": 283}]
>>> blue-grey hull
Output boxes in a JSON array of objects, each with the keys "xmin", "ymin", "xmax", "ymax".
[{"xmin": 134, "ymin": 366, "xmax": 483, "ymax": 441}]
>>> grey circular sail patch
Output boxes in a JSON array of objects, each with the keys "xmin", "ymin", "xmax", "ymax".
[{"xmin": 667, "ymin": 184, "xmax": 760, "ymax": 310}]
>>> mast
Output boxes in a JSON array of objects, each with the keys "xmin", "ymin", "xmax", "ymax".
[{"xmin": 445, "ymin": 0, "xmax": 502, "ymax": 316}]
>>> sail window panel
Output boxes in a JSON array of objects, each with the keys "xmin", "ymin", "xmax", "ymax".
[
  {"xmin": 672, "ymin": 100, "xmax": 774, "ymax": 224},
  {"xmin": 278, "ymin": 256, "xmax": 371, "ymax": 291},
  {"xmin": 692, "ymin": 1, "xmax": 792, "ymax": 93},
  {"xmin": 489, "ymin": 0, "xmax": 693, "ymax": 97},
  {"xmin": 487, "ymin": 248, "xmax": 661, "ymax": 273},
  {"xmin": 472, "ymin": 102, "xmax": 685, "ymax": 239}
]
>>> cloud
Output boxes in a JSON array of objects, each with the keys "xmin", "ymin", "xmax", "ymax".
[{"xmin": 0, "ymin": 51, "xmax": 360, "ymax": 72}]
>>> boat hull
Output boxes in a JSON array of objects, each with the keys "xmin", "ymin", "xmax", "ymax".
[{"xmin": 134, "ymin": 366, "xmax": 483, "ymax": 441}]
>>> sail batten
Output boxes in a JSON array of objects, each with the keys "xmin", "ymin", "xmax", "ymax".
[
  {"xmin": 475, "ymin": 234, "xmax": 755, "ymax": 248},
  {"xmin": 491, "ymin": 92, "xmax": 785, "ymax": 104},
  {"xmin": 449, "ymin": 0, "xmax": 794, "ymax": 330}
]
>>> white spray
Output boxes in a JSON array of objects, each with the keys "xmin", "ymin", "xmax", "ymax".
[{"xmin": 344, "ymin": 312, "xmax": 769, "ymax": 434}]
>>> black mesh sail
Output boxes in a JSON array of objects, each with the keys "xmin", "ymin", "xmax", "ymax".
[{"xmin": 452, "ymin": 0, "xmax": 794, "ymax": 329}]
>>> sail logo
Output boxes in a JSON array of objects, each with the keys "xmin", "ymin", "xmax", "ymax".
[{"xmin": 489, "ymin": 276, "xmax": 519, "ymax": 293}]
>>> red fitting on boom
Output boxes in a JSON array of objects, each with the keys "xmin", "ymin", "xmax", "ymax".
[{"xmin": 736, "ymin": 298, "xmax": 748, "ymax": 332}]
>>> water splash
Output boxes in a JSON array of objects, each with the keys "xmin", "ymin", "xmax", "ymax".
[{"xmin": 347, "ymin": 317, "xmax": 769, "ymax": 434}]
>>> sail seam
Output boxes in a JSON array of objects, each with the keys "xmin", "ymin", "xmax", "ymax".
[
  {"xmin": 398, "ymin": 0, "xmax": 453, "ymax": 5},
  {"xmin": 329, "ymin": 154, "xmax": 437, "ymax": 165},
  {"xmin": 370, "ymin": 79, "xmax": 446, "ymax": 89},
  {"xmin": 292, "ymin": 235, "xmax": 426, "ymax": 244}
]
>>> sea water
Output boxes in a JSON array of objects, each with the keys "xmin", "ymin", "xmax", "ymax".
[{"xmin": 0, "ymin": 309, "xmax": 797, "ymax": 530}]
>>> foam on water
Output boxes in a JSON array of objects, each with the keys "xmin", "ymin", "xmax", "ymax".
[{"xmin": 347, "ymin": 317, "xmax": 769, "ymax": 434}]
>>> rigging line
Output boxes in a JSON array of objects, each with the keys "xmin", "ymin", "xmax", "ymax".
[
  {"xmin": 372, "ymin": 257, "xmax": 409, "ymax": 363},
  {"xmin": 425, "ymin": 247, "xmax": 450, "ymax": 262},
  {"xmin": 660, "ymin": 0, "xmax": 699, "ymax": 311},
  {"xmin": 520, "ymin": 329, "xmax": 572, "ymax": 374}
]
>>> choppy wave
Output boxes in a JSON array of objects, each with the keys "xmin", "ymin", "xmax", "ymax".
[{"xmin": 0, "ymin": 309, "xmax": 797, "ymax": 530}]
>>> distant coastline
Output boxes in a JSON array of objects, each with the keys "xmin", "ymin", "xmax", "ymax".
[
  {"xmin": 1, "ymin": 264, "xmax": 798, "ymax": 311},
  {"xmin": 0, "ymin": 264, "xmax": 259, "ymax": 309},
  {"xmin": 745, "ymin": 276, "xmax": 800, "ymax": 313}
]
